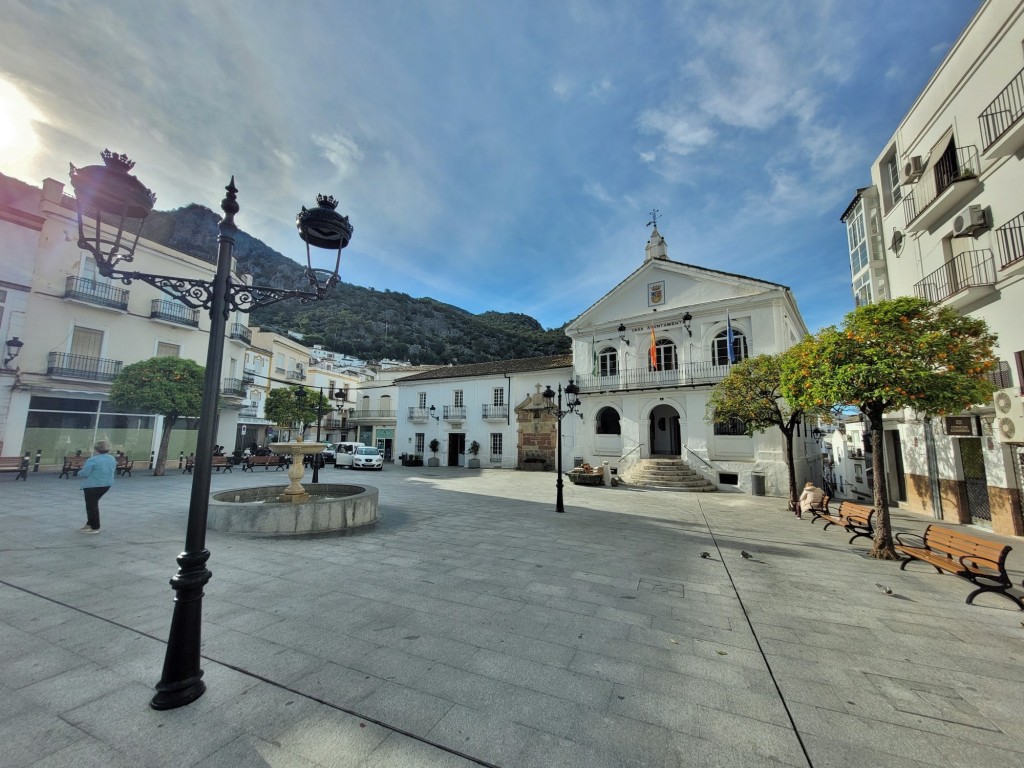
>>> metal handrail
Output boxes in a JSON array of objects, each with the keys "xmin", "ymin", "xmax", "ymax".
[
  {"xmin": 995, "ymin": 211, "xmax": 1024, "ymax": 269},
  {"xmin": 683, "ymin": 445, "xmax": 712, "ymax": 470},
  {"xmin": 619, "ymin": 443, "xmax": 645, "ymax": 462},
  {"xmin": 901, "ymin": 144, "xmax": 980, "ymax": 223},
  {"xmin": 64, "ymin": 276, "xmax": 129, "ymax": 310}
]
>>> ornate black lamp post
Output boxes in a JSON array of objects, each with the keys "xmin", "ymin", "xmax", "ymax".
[
  {"xmin": 69, "ymin": 149, "xmax": 353, "ymax": 710},
  {"xmin": 542, "ymin": 380, "xmax": 583, "ymax": 513}
]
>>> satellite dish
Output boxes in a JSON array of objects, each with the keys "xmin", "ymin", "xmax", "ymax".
[{"xmin": 889, "ymin": 230, "xmax": 905, "ymax": 256}]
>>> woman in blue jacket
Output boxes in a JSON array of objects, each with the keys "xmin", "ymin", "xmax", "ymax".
[{"xmin": 78, "ymin": 439, "xmax": 117, "ymax": 533}]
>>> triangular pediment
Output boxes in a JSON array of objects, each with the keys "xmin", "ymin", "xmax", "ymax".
[{"xmin": 569, "ymin": 258, "xmax": 785, "ymax": 334}]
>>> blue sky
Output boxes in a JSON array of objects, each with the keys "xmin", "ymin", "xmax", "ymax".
[{"xmin": 0, "ymin": 1, "xmax": 980, "ymax": 334}]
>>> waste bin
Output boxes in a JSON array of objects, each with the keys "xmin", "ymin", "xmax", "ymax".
[
  {"xmin": 750, "ymin": 471, "xmax": 765, "ymax": 496},
  {"xmin": 573, "ymin": 457, "xmax": 584, "ymax": 468}
]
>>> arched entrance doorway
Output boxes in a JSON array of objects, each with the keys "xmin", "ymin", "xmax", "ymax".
[{"xmin": 649, "ymin": 404, "xmax": 681, "ymax": 456}]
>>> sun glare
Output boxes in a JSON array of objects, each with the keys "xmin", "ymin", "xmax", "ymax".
[{"xmin": 0, "ymin": 76, "xmax": 44, "ymax": 172}]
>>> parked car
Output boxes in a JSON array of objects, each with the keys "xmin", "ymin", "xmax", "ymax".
[
  {"xmin": 326, "ymin": 441, "xmax": 363, "ymax": 468},
  {"xmin": 351, "ymin": 445, "xmax": 384, "ymax": 471}
]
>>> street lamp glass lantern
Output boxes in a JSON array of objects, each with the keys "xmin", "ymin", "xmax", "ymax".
[
  {"xmin": 542, "ymin": 385, "xmax": 556, "ymax": 407},
  {"xmin": 296, "ymin": 194, "xmax": 353, "ymax": 295},
  {"xmin": 564, "ymin": 380, "xmax": 580, "ymax": 408},
  {"xmin": 69, "ymin": 149, "xmax": 157, "ymax": 274}
]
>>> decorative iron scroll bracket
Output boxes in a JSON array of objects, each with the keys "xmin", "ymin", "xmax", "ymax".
[{"xmin": 102, "ymin": 268, "xmax": 329, "ymax": 316}]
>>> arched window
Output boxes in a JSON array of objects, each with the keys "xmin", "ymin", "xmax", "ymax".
[
  {"xmin": 712, "ymin": 328, "xmax": 748, "ymax": 366},
  {"xmin": 596, "ymin": 407, "xmax": 621, "ymax": 435},
  {"xmin": 650, "ymin": 339, "xmax": 677, "ymax": 371},
  {"xmin": 599, "ymin": 347, "xmax": 618, "ymax": 377}
]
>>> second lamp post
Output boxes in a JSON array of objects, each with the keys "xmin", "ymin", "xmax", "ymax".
[{"xmin": 543, "ymin": 381, "xmax": 583, "ymax": 513}]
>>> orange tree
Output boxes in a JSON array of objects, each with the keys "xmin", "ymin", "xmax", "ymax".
[
  {"xmin": 109, "ymin": 356, "xmax": 204, "ymax": 476},
  {"xmin": 706, "ymin": 353, "xmax": 820, "ymax": 510},
  {"xmin": 780, "ymin": 297, "xmax": 996, "ymax": 559}
]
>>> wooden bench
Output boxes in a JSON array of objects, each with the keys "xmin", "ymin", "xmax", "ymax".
[
  {"xmin": 243, "ymin": 454, "xmax": 288, "ymax": 471},
  {"xmin": 895, "ymin": 524, "xmax": 1021, "ymax": 610},
  {"xmin": 0, "ymin": 456, "xmax": 28, "ymax": 480},
  {"xmin": 59, "ymin": 455, "xmax": 87, "ymax": 478},
  {"xmin": 115, "ymin": 455, "xmax": 133, "ymax": 477},
  {"xmin": 182, "ymin": 455, "xmax": 234, "ymax": 474},
  {"xmin": 810, "ymin": 500, "xmax": 875, "ymax": 544}
]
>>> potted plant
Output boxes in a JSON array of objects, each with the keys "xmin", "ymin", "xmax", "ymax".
[
  {"xmin": 428, "ymin": 438, "xmax": 441, "ymax": 467},
  {"xmin": 467, "ymin": 440, "xmax": 481, "ymax": 469}
]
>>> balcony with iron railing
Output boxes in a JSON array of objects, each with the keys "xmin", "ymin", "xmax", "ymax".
[
  {"xmin": 150, "ymin": 299, "xmax": 199, "ymax": 328},
  {"xmin": 350, "ymin": 409, "xmax": 397, "ymax": 422},
  {"xmin": 47, "ymin": 352, "xmax": 123, "ymax": 382},
  {"xmin": 575, "ymin": 360, "xmax": 729, "ymax": 394},
  {"xmin": 286, "ymin": 370, "xmax": 305, "ymax": 381},
  {"xmin": 238, "ymin": 407, "xmax": 258, "ymax": 418},
  {"xmin": 64, "ymin": 276, "xmax": 129, "ymax": 311},
  {"xmin": 408, "ymin": 407, "xmax": 430, "ymax": 423},
  {"xmin": 901, "ymin": 145, "xmax": 981, "ymax": 232},
  {"xmin": 229, "ymin": 323, "xmax": 252, "ymax": 345},
  {"xmin": 482, "ymin": 404, "xmax": 509, "ymax": 421},
  {"xmin": 913, "ymin": 250, "xmax": 996, "ymax": 309},
  {"xmin": 221, "ymin": 378, "xmax": 245, "ymax": 397},
  {"xmin": 443, "ymin": 406, "xmax": 467, "ymax": 421},
  {"xmin": 979, "ymin": 65, "xmax": 1024, "ymax": 158},
  {"xmin": 322, "ymin": 419, "xmax": 343, "ymax": 430},
  {"xmin": 242, "ymin": 371, "xmax": 256, "ymax": 384},
  {"xmin": 996, "ymin": 211, "xmax": 1024, "ymax": 270}
]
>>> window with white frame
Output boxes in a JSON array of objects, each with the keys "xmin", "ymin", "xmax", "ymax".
[
  {"xmin": 490, "ymin": 433, "xmax": 502, "ymax": 459},
  {"xmin": 492, "ymin": 387, "xmax": 504, "ymax": 406},
  {"xmin": 853, "ymin": 272, "xmax": 873, "ymax": 307},
  {"xmin": 712, "ymin": 328, "xmax": 748, "ymax": 366},
  {"xmin": 156, "ymin": 342, "xmax": 180, "ymax": 357},
  {"xmin": 599, "ymin": 347, "xmax": 618, "ymax": 377},
  {"xmin": 415, "ymin": 433, "xmax": 425, "ymax": 455},
  {"xmin": 883, "ymin": 152, "xmax": 902, "ymax": 207},
  {"xmin": 847, "ymin": 202, "xmax": 869, "ymax": 276},
  {"xmin": 418, "ymin": 392, "xmax": 427, "ymax": 408},
  {"xmin": 454, "ymin": 390, "xmax": 464, "ymax": 407},
  {"xmin": 651, "ymin": 339, "xmax": 677, "ymax": 371}
]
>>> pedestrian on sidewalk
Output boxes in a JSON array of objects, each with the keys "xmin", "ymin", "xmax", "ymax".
[
  {"xmin": 797, "ymin": 481, "xmax": 823, "ymax": 520},
  {"xmin": 78, "ymin": 439, "xmax": 116, "ymax": 534}
]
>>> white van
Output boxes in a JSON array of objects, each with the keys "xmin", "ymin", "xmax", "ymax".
[{"xmin": 330, "ymin": 442, "xmax": 365, "ymax": 469}]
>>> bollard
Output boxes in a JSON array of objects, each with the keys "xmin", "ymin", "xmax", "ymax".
[
  {"xmin": 32, "ymin": 449, "xmax": 42, "ymax": 472},
  {"xmin": 177, "ymin": 451, "xmax": 184, "ymax": 469}
]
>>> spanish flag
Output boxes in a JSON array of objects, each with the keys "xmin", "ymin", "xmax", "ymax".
[{"xmin": 649, "ymin": 326, "xmax": 657, "ymax": 370}]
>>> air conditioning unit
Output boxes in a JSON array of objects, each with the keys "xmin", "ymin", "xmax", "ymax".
[
  {"xmin": 992, "ymin": 387, "xmax": 1024, "ymax": 443},
  {"xmin": 952, "ymin": 204, "xmax": 986, "ymax": 236},
  {"xmin": 902, "ymin": 155, "xmax": 925, "ymax": 184}
]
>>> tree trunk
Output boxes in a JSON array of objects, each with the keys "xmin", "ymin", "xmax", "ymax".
[
  {"xmin": 153, "ymin": 415, "xmax": 177, "ymax": 476},
  {"xmin": 866, "ymin": 407, "xmax": 899, "ymax": 559},
  {"xmin": 781, "ymin": 425, "xmax": 797, "ymax": 511}
]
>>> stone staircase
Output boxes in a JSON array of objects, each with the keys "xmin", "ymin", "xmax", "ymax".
[{"xmin": 625, "ymin": 458, "xmax": 717, "ymax": 492}]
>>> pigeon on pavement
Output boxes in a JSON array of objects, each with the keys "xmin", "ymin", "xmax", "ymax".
[
  {"xmin": 741, "ymin": 551, "xmax": 753, "ymax": 560},
  {"xmin": 700, "ymin": 552, "xmax": 711, "ymax": 559}
]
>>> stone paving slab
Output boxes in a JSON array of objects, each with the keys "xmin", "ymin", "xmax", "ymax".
[{"xmin": 1, "ymin": 465, "xmax": 1023, "ymax": 767}]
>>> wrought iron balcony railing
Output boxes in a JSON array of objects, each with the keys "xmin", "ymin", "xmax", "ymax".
[
  {"xmin": 913, "ymin": 250, "xmax": 996, "ymax": 304},
  {"xmin": 64, "ymin": 276, "xmax": 129, "ymax": 311},
  {"xmin": 482, "ymin": 404, "xmax": 509, "ymax": 420},
  {"xmin": 351, "ymin": 409, "xmax": 397, "ymax": 420},
  {"xmin": 221, "ymin": 378, "xmax": 245, "ymax": 397},
  {"xmin": 322, "ymin": 419, "xmax": 343, "ymax": 430},
  {"xmin": 285, "ymin": 370, "xmax": 304, "ymax": 381},
  {"xmin": 242, "ymin": 372, "xmax": 256, "ymax": 384},
  {"xmin": 443, "ymin": 406, "xmax": 467, "ymax": 421},
  {"xmin": 47, "ymin": 352, "xmax": 123, "ymax": 381},
  {"xmin": 150, "ymin": 299, "xmax": 199, "ymax": 327},
  {"xmin": 996, "ymin": 211, "xmax": 1024, "ymax": 269},
  {"xmin": 408, "ymin": 407, "xmax": 430, "ymax": 422},
  {"xmin": 229, "ymin": 323, "xmax": 252, "ymax": 344},
  {"xmin": 901, "ymin": 145, "xmax": 980, "ymax": 224},
  {"xmin": 238, "ymin": 407, "xmax": 258, "ymax": 418},
  {"xmin": 575, "ymin": 360, "xmax": 729, "ymax": 393},
  {"xmin": 979, "ymin": 66, "xmax": 1024, "ymax": 151}
]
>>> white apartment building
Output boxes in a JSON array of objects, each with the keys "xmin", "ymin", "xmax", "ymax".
[
  {"xmin": 0, "ymin": 171, "xmax": 252, "ymax": 468},
  {"xmin": 841, "ymin": 0, "xmax": 1024, "ymax": 536},
  {"xmin": 394, "ymin": 356, "xmax": 573, "ymax": 469}
]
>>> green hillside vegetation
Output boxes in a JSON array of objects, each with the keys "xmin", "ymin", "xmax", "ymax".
[{"xmin": 141, "ymin": 205, "xmax": 569, "ymax": 364}]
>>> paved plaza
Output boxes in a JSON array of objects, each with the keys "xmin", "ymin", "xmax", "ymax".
[{"xmin": 1, "ymin": 464, "xmax": 1023, "ymax": 767}]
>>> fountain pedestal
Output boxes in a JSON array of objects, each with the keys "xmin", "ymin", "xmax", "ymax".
[{"xmin": 270, "ymin": 437, "xmax": 324, "ymax": 503}]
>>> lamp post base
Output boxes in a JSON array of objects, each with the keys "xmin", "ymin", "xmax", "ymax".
[{"xmin": 151, "ymin": 677, "xmax": 206, "ymax": 710}]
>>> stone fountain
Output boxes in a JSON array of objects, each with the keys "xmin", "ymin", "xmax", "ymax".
[
  {"xmin": 270, "ymin": 435, "xmax": 323, "ymax": 502},
  {"xmin": 208, "ymin": 436, "xmax": 379, "ymax": 535}
]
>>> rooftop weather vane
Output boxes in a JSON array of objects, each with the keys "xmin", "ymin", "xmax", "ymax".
[{"xmin": 647, "ymin": 208, "xmax": 659, "ymax": 229}]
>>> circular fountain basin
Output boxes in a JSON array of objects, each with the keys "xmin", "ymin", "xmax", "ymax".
[{"xmin": 209, "ymin": 484, "xmax": 378, "ymax": 535}]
